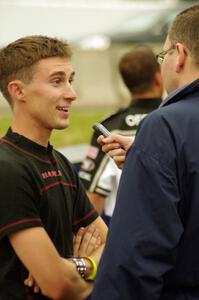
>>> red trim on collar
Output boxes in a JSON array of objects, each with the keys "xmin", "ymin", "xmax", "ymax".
[{"xmin": 0, "ymin": 138, "xmax": 55, "ymax": 164}]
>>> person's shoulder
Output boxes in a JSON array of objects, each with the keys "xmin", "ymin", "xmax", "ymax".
[
  {"xmin": 100, "ymin": 109, "xmax": 121, "ymax": 123},
  {"xmin": 0, "ymin": 139, "xmax": 28, "ymax": 164},
  {"xmin": 140, "ymin": 107, "xmax": 164, "ymax": 124},
  {"xmin": 137, "ymin": 106, "xmax": 175, "ymax": 137},
  {"xmin": 0, "ymin": 141, "xmax": 19, "ymax": 163},
  {"xmin": 104, "ymin": 106, "xmax": 134, "ymax": 121},
  {"xmin": 53, "ymin": 149, "xmax": 72, "ymax": 166},
  {"xmin": 0, "ymin": 158, "xmax": 21, "ymax": 178},
  {"xmin": 53, "ymin": 149, "xmax": 77, "ymax": 174},
  {"xmin": 100, "ymin": 107, "xmax": 130, "ymax": 129},
  {"xmin": 146, "ymin": 101, "xmax": 183, "ymax": 122}
]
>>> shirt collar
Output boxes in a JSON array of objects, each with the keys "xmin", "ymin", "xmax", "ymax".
[
  {"xmin": 4, "ymin": 127, "xmax": 53, "ymax": 156},
  {"xmin": 160, "ymin": 79, "xmax": 199, "ymax": 108}
]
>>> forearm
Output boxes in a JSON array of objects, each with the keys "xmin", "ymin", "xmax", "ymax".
[
  {"xmin": 86, "ymin": 243, "xmax": 105, "ymax": 266},
  {"xmin": 9, "ymin": 227, "xmax": 92, "ymax": 300},
  {"xmin": 87, "ymin": 191, "xmax": 105, "ymax": 215},
  {"xmin": 24, "ymin": 255, "xmax": 92, "ymax": 299},
  {"xmin": 59, "ymin": 259, "xmax": 92, "ymax": 300},
  {"xmin": 72, "ymin": 217, "xmax": 107, "ymax": 282},
  {"xmin": 63, "ymin": 242, "xmax": 104, "ymax": 284}
]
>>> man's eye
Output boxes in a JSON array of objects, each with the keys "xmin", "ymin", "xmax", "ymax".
[
  {"xmin": 69, "ymin": 78, "xmax": 74, "ymax": 84},
  {"xmin": 52, "ymin": 78, "xmax": 62, "ymax": 85}
]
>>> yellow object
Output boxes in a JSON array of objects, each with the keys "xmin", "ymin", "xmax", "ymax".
[{"xmin": 84, "ymin": 256, "xmax": 97, "ymax": 281}]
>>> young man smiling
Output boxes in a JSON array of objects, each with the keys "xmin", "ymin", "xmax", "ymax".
[{"xmin": 0, "ymin": 35, "xmax": 107, "ymax": 300}]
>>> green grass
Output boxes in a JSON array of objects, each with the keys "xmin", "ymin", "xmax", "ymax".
[
  {"xmin": 0, "ymin": 114, "xmax": 12, "ymax": 137},
  {"xmin": 0, "ymin": 110, "xmax": 111, "ymax": 147}
]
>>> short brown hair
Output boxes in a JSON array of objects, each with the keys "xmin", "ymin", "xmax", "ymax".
[
  {"xmin": 169, "ymin": 4, "xmax": 199, "ymax": 66},
  {"xmin": 0, "ymin": 35, "xmax": 72, "ymax": 104},
  {"xmin": 119, "ymin": 46, "xmax": 160, "ymax": 94}
]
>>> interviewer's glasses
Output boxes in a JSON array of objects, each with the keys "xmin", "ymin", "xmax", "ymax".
[{"xmin": 156, "ymin": 45, "xmax": 175, "ymax": 65}]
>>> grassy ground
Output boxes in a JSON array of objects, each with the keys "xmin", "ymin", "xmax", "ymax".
[{"xmin": 0, "ymin": 109, "xmax": 111, "ymax": 147}]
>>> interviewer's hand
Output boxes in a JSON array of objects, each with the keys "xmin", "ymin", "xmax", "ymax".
[{"xmin": 97, "ymin": 134, "xmax": 133, "ymax": 169}]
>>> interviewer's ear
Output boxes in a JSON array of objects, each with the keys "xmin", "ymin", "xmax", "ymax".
[
  {"xmin": 154, "ymin": 71, "xmax": 163, "ymax": 87},
  {"xmin": 7, "ymin": 80, "xmax": 26, "ymax": 102},
  {"xmin": 175, "ymin": 43, "xmax": 187, "ymax": 73}
]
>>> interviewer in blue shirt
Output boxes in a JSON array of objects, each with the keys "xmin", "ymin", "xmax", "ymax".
[{"xmin": 92, "ymin": 4, "xmax": 199, "ymax": 300}]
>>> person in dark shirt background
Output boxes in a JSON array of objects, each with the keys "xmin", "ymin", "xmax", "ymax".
[{"xmin": 79, "ymin": 45, "xmax": 163, "ymax": 225}]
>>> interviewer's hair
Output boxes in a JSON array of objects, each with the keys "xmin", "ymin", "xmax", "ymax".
[
  {"xmin": 119, "ymin": 46, "xmax": 160, "ymax": 94},
  {"xmin": 168, "ymin": 4, "xmax": 199, "ymax": 66},
  {"xmin": 0, "ymin": 35, "xmax": 72, "ymax": 104}
]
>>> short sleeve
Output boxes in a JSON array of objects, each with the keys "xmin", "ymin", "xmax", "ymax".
[{"xmin": 0, "ymin": 160, "xmax": 43, "ymax": 240}]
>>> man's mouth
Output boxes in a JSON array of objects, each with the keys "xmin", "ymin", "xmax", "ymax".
[{"xmin": 57, "ymin": 106, "xmax": 69, "ymax": 112}]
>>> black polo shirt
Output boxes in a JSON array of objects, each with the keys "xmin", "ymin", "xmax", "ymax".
[{"xmin": 0, "ymin": 128, "xmax": 98, "ymax": 299}]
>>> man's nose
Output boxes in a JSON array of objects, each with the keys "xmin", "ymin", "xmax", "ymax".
[{"xmin": 64, "ymin": 85, "xmax": 77, "ymax": 101}]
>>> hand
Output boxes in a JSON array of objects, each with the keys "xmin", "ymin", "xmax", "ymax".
[
  {"xmin": 108, "ymin": 147, "xmax": 127, "ymax": 169},
  {"xmin": 97, "ymin": 134, "xmax": 133, "ymax": 169},
  {"xmin": 24, "ymin": 273, "xmax": 40, "ymax": 294},
  {"xmin": 73, "ymin": 224, "xmax": 101, "ymax": 257}
]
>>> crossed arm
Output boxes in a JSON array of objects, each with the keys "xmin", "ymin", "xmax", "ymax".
[{"xmin": 9, "ymin": 216, "xmax": 107, "ymax": 300}]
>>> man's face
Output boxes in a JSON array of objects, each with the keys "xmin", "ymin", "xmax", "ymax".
[
  {"xmin": 161, "ymin": 36, "xmax": 178, "ymax": 94},
  {"xmin": 22, "ymin": 56, "xmax": 76, "ymax": 132}
]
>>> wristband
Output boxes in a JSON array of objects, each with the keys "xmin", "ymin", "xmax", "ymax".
[
  {"xmin": 83, "ymin": 256, "xmax": 97, "ymax": 281},
  {"xmin": 72, "ymin": 257, "xmax": 86, "ymax": 278}
]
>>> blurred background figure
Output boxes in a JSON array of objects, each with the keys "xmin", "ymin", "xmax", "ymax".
[{"xmin": 79, "ymin": 45, "xmax": 163, "ymax": 225}]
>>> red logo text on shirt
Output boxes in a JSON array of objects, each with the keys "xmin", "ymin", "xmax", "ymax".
[{"xmin": 42, "ymin": 170, "xmax": 62, "ymax": 179}]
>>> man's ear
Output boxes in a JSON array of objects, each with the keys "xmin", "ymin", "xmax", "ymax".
[
  {"xmin": 154, "ymin": 71, "xmax": 163, "ymax": 87},
  {"xmin": 175, "ymin": 43, "xmax": 187, "ymax": 73},
  {"xmin": 7, "ymin": 80, "xmax": 26, "ymax": 102}
]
